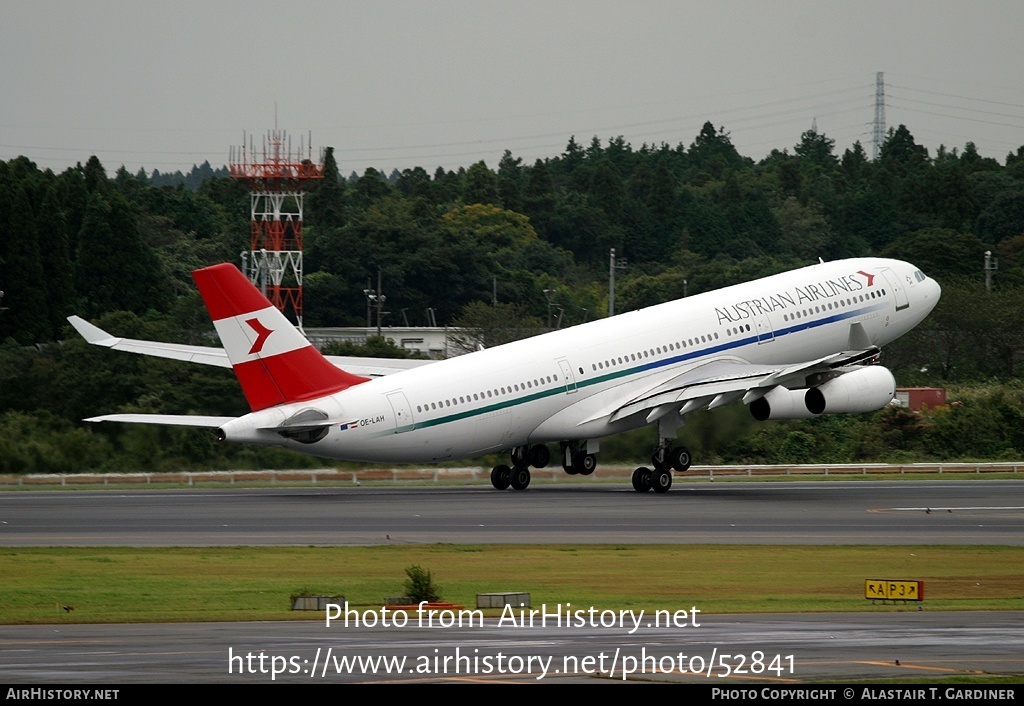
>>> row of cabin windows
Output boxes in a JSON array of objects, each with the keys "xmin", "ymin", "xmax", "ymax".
[
  {"xmin": 416, "ymin": 373, "xmax": 560, "ymax": 414},
  {"xmin": 590, "ymin": 330, "xmax": 727, "ymax": 372},
  {"xmin": 780, "ymin": 289, "xmax": 887, "ymax": 323},
  {"xmin": 411, "ymin": 288, "xmax": 894, "ymax": 417}
]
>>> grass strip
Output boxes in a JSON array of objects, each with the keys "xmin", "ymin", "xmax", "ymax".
[{"xmin": 2, "ymin": 545, "xmax": 1021, "ymax": 624}]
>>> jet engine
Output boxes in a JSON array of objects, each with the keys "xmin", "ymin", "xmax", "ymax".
[{"xmin": 749, "ymin": 366, "xmax": 896, "ymax": 421}]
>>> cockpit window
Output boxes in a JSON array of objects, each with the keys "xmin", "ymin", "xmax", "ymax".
[{"xmin": 914, "ymin": 270, "xmax": 926, "ymax": 282}]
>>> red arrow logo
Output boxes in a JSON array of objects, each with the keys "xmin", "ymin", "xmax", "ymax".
[
  {"xmin": 857, "ymin": 270, "xmax": 876, "ymax": 286},
  {"xmin": 245, "ymin": 317, "xmax": 273, "ymax": 355}
]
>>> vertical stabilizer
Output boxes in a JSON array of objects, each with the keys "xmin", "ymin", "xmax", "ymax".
[{"xmin": 193, "ymin": 263, "xmax": 369, "ymax": 411}]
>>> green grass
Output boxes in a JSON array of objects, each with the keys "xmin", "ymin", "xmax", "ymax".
[{"xmin": 2, "ymin": 545, "xmax": 1021, "ymax": 624}]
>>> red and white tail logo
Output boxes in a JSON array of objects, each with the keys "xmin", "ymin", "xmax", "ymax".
[{"xmin": 192, "ymin": 264, "xmax": 369, "ymax": 411}]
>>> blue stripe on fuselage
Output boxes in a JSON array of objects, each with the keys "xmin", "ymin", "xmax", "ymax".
[{"xmin": 383, "ymin": 301, "xmax": 886, "ymax": 435}]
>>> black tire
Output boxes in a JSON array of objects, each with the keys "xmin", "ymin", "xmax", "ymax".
[
  {"xmin": 528, "ymin": 444, "xmax": 550, "ymax": 469},
  {"xmin": 573, "ymin": 452, "xmax": 597, "ymax": 475},
  {"xmin": 670, "ymin": 446, "xmax": 692, "ymax": 472},
  {"xmin": 510, "ymin": 465, "xmax": 531, "ymax": 491},
  {"xmin": 651, "ymin": 467, "xmax": 672, "ymax": 493},
  {"xmin": 490, "ymin": 464, "xmax": 511, "ymax": 490},
  {"xmin": 511, "ymin": 446, "xmax": 527, "ymax": 466},
  {"xmin": 631, "ymin": 467, "xmax": 652, "ymax": 492}
]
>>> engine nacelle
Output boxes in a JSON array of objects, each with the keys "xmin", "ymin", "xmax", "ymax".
[
  {"xmin": 749, "ymin": 386, "xmax": 818, "ymax": 420},
  {"xmin": 750, "ymin": 366, "xmax": 896, "ymax": 421},
  {"xmin": 805, "ymin": 365, "xmax": 895, "ymax": 415}
]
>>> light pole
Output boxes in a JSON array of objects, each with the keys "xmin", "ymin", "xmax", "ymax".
[
  {"xmin": 984, "ymin": 250, "xmax": 998, "ymax": 292},
  {"xmin": 375, "ymin": 269, "xmax": 385, "ymax": 336},
  {"xmin": 543, "ymin": 288, "xmax": 558, "ymax": 329},
  {"xmin": 609, "ymin": 248, "xmax": 627, "ymax": 316},
  {"xmin": 363, "ymin": 270, "xmax": 387, "ymax": 334},
  {"xmin": 363, "ymin": 284, "xmax": 374, "ymax": 328}
]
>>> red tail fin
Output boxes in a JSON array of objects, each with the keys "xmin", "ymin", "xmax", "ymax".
[{"xmin": 192, "ymin": 264, "xmax": 369, "ymax": 411}]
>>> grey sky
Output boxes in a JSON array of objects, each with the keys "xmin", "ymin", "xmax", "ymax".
[{"xmin": 2, "ymin": 0, "xmax": 1022, "ymax": 177}]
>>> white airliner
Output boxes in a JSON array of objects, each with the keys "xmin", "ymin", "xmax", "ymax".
[{"xmin": 71, "ymin": 257, "xmax": 940, "ymax": 493}]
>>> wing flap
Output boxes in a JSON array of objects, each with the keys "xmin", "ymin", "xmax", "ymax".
[
  {"xmin": 602, "ymin": 345, "xmax": 881, "ymax": 424},
  {"xmin": 607, "ymin": 360, "xmax": 776, "ymax": 423}
]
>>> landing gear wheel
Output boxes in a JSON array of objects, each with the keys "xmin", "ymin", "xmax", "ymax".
[
  {"xmin": 511, "ymin": 446, "xmax": 528, "ymax": 466},
  {"xmin": 572, "ymin": 452, "xmax": 597, "ymax": 476},
  {"xmin": 563, "ymin": 462, "xmax": 579, "ymax": 475},
  {"xmin": 528, "ymin": 444, "xmax": 550, "ymax": 469},
  {"xmin": 631, "ymin": 467, "xmax": 652, "ymax": 493},
  {"xmin": 651, "ymin": 467, "xmax": 672, "ymax": 493},
  {"xmin": 669, "ymin": 446, "xmax": 692, "ymax": 472},
  {"xmin": 510, "ymin": 465, "xmax": 531, "ymax": 491},
  {"xmin": 490, "ymin": 464, "xmax": 511, "ymax": 490}
]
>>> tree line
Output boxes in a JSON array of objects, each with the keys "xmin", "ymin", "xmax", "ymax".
[{"xmin": 1, "ymin": 121, "xmax": 1023, "ymax": 472}]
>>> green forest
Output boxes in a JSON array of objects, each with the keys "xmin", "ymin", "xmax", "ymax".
[{"xmin": 1, "ymin": 122, "xmax": 1023, "ymax": 474}]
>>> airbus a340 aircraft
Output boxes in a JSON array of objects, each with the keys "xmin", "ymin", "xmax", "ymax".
[{"xmin": 71, "ymin": 257, "xmax": 940, "ymax": 493}]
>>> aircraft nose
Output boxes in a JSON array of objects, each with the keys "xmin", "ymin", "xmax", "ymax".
[{"xmin": 922, "ymin": 276, "xmax": 941, "ymax": 313}]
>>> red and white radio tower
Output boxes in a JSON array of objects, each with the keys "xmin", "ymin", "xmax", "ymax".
[{"xmin": 229, "ymin": 128, "xmax": 324, "ymax": 331}]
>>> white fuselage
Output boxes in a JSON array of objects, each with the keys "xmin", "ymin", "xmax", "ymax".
[{"xmin": 220, "ymin": 258, "xmax": 940, "ymax": 463}]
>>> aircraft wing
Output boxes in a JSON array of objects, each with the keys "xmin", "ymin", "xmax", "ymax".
[
  {"xmin": 67, "ymin": 316, "xmax": 435, "ymax": 377},
  {"xmin": 68, "ymin": 315, "xmax": 233, "ymax": 367},
  {"xmin": 601, "ymin": 345, "xmax": 880, "ymax": 425},
  {"xmin": 322, "ymin": 355, "xmax": 434, "ymax": 377}
]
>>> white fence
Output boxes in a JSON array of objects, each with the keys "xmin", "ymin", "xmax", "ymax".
[{"xmin": 1, "ymin": 462, "xmax": 1020, "ymax": 487}]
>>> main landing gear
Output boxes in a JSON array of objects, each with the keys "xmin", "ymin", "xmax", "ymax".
[
  {"xmin": 560, "ymin": 440, "xmax": 597, "ymax": 476},
  {"xmin": 490, "ymin": 444, "xmax": 551, "ymax": 491},
  {"xmin": 490, "ymin": 439, "xmax": 691, "ymax": 494},
  {"xmin": 631, "ymin": 444, "xmax": 691, "ymax": 494}
]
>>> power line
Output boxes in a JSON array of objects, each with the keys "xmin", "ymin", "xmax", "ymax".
[{"xmin": 4, "ymin": 75, "xmax": 1022, "ymax": 171}]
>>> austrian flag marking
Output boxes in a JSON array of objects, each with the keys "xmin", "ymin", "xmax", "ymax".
[
  {"xmin": 245, "ymin": 317, "xmax": 274, "ymax": 355},
  {"xmin": 856, "ymin": 270, "xmax": 876, "ymax": 286}
]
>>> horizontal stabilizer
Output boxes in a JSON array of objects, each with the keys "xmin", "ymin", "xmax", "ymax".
[{"xmin": 85, "ymin": 414, "xmax": 236, "ymax": 428}]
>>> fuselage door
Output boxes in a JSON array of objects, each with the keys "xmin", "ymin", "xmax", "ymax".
[
  {"xmin": 881, "ymin": 268, "xmax": 910, "ymax": 311},
  {"xmin": 557, "ymin": 358, "xmax": 578, "ymax": 394},
  {"xmin": 386, "ymin": 391, "xmax": 415, "ymax": 434},
  {"xmin": 755, "ymin": 312, "xmax": 775, "ymax": 344}
]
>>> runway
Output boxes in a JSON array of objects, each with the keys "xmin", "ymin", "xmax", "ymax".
[
  {"xmin": 2, "ymin": 612, "xmax": 1022, "ymax": 683},
  {"xmin": 2, "ymin": 478, "xmax": 1022, "ymax": 684},
  {"xmin": 0, "ymin": 479, "xmax": 1022, "ymax": 546}
]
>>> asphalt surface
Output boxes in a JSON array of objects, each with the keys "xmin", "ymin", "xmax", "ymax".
[
  {"xmin": 1, "ymin": 612, "xmax": 1021, "ymax": 684},
  {"xmin": 0, "ymin": 479, "xmax": 1021, "ymax": 546},
  {"xmin": 1, "ymin": 479, "xmax": 1022, "ymax": 684}
]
